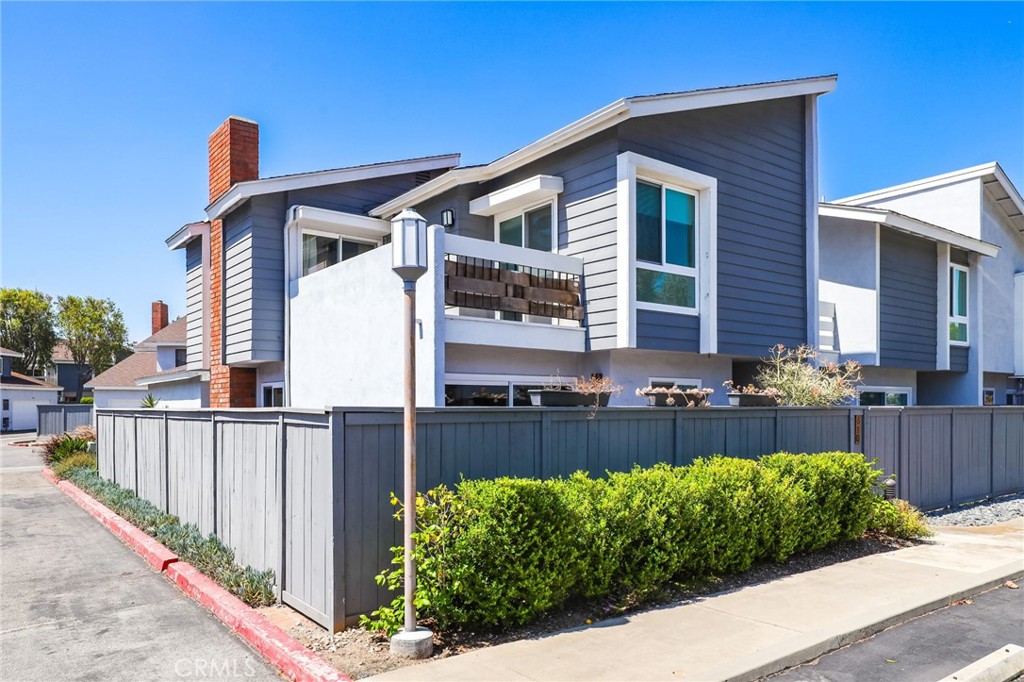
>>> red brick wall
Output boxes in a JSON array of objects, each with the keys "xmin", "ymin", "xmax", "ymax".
[
  {"xmin": 151, "ymin": 301, "xmax": 168, "ymax": 335},
  {"xmin": 208, "ymin": 117, "xmax": 259, "ymax": 408}
]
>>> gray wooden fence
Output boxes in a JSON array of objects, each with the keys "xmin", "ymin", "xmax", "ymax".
[
  {"xmin": 37, "ymin": 404, "xmax": 93, "ymax": 436},
  {"xmin": 96, "ymin": 405, "xmax": 1024, "ymax": 632}
]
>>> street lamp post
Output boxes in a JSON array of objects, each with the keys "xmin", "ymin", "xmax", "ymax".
[{"xmin": 388, "ymin": 209, "xmax": 433, "ymax": 659}]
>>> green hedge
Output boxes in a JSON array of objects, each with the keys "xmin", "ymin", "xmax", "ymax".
[
  {"xmin": 63, "ymin": 467, "xmax": 276, "ymax": 607},
  {"xmin": 364, "ymin": 452, "xmax": 891, "ymax": 634}
]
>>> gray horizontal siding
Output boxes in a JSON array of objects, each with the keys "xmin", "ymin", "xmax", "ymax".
[
  {"xmin": 879, "ymin": 231, "xmax": 937, "ymax": 370},
  {"xmin": 950, "ymin": 345, "xmax": 969, "ymax": 372},
  {"xmin": 185, "ymin": 241, "xmax": 204, "ymax": 369},
  {"xmin": 636, "ymin": 309, "xmax": 700, "ymax": 353},
  {"xmin": 617, "ymin": 97, "xmax": 808, "ymax": 357}
]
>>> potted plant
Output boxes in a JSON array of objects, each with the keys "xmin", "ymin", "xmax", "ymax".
[
  {"xmin": 636, "ymin": 386, "xmax": 714, "ymax": 407},
  {"xmin": 722, "ymin": 381, "xmax": 782, "ymax": 407},
  {"xmin": 529, "ymin": 374, "xmax": 622, "ymax": 408}
]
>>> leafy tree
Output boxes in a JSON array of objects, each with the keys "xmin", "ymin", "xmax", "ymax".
[
  {"xmin": 0, "ymin": 288, "xmax": 57, "ymax": 374},
  {"xmin": 56, "ymin": 296, "xmax": 130, "ymax": 399}
]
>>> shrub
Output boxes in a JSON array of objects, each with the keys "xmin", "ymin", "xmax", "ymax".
[
  {"xmin": 79, "ymin": 397, "xmax": 94, "ymax": 405},
  {"xmin": 40, "ymin": 433, "xmax": 91, "ymax": 465},
  {"xmin": 755, "ymin": 344, "xmax": 862, "ymax": 406},
  {"xmin": 364, "ymin": 451, "xmax": 883, "ymax": 635},
  {"xmin": 63, "ymin": 467, "xmax": 276, "ymax": 607},
  {"xmin": 868, "ymin": 498, "xmax": 932, "ymax": 539},
  {"xmin": 69, "ymin": 424, "xmax": 96, "ymax": 441},
  {"xmin": 51, "ymin": 452, "xmax": 97, "ymax": 478}
]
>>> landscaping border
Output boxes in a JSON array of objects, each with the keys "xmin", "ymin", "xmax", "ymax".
[{"xmin": 41, "ymin": 467, "xmax": 351, "ymax": 682}]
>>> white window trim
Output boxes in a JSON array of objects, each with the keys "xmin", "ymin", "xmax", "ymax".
[
  {"xmin": 259, "ymin": 382, "xmax": 285, "ymax": 408},
  {"xmin": 949, "ymin": 263, "xmax": 970, "ymax": 347},
  {"xmin": 616, "ymin": 152, "xmax": 717, "ymax": 353},
  {"xmin": 469, "ymin": 174, "xmax": 563, "ymax": 217},
  {"xmin": 491, "ymin": 199, "xmax": 558, "ymax": 253},
  {"xmin": 648, "ymin": 377, "xmax": 702, "ymax": 389},
  {"xmin": 443, "ymin": 373, "xmax": 555, "ymax": 406},
  {"xmin": 857, "ymin": 385, "xmax": 914, "ymax": 406},
  {"xmin": 299, "ymin": 229, "xmax": 380, "ymax": 277},
  {"xmin": 634, "ymin": 178, "xmax": 700, "ymax": 315}
]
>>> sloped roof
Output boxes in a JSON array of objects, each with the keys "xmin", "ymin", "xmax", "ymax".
[
  {"xmin": 371, "ymin": 75, "xmax": 838, "ymax": 218},
  {"xmin": 0, "ymin": 347, "xmax": 23, "ymax": 358},
  {"xmin": 139, "ymin": 317, "xmax": 187, "ymax": 348},
  {"xmin": 52, "ymin": 341, "xmax": 74, "ymax": 363},
  {"xmin": 0, "ymin": 371, "xmax": 61, "ymax": 389},
  {"xmin": 85, "ymin": 351, "xmax": 156, "ymax": 389}
]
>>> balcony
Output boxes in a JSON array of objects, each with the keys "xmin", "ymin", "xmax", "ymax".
[{"xmin": 441, "ymin": 233, "xmax": 586, "ymax": 352}]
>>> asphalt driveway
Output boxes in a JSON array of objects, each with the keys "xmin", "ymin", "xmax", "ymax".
[{"xmin": 0, "ymin": 434, "xmax": 282, "ymax": 682}]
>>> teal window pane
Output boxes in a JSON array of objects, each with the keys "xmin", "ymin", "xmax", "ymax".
[
  {"xmin": 636, "ymin": 268, "xmax": 696, "ymax": 308},
  {"xmin": 665, "ymin": 189, "xmax": 695, "ymax": 268},
  {"xmin": 957, "ymin": 270, "xmax": 967, "ymax": 316},
  {"xmin": 499, "ymin": 216, "xmax": 523, "ymax": 247},
  {"xmin": 526, "ymin": 204, "xmax": 552, "ymax": 252},
  {"xmin": 636, "ymin": 181, "xmax": 662, "ymax": 263},
  {"xmin": 950, "ymin": 321, "xmax": 967, "ymax": 342}
]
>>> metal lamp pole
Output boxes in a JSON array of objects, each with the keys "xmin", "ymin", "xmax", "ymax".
[{"xmin": 389, "ymin": 209, "xmax": 433, "ymax": 659}]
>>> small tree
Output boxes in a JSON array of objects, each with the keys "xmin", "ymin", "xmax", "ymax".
[
  {"xmin": 0, "ymin": 288, "xmax": 57, "ymax": 374},
  {"xmin": 755, "ymin": 344, "xmax": 862, "ymax": 407},
  {"xmin": 56, "ymin": 296, "xmax": 131, "ymax": 400}
]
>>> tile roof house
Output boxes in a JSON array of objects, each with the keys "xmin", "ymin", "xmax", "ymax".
[
  {"xmin": 86, "ymin": 302, "xmax": 206, "ymax": 408},
  {"xmin": 1, "ymin": 346, "xmax": 62, "ymax": 431},
  {"xmin": 168, "ymin": 75, "xmax": 838, "ymax": 409}
]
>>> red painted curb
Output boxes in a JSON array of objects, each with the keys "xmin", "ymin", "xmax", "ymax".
[
  {"xmin": 41, "ymin": 470, "xmax": 179, "ymax": 572},
  {"xmin": 166, "ymin": 562, "xmax": 350, "ymax": 682},
  {"xmin": 41, "ymin": 467, "xmax": 59, "ymax": 485}
]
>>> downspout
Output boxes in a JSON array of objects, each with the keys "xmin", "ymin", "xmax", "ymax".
[{"xmin": 283, "ymin": 206, "xmax": 300, "ymax": 407}]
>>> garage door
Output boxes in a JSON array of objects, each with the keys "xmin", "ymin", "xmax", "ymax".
[{"xmin": 11, "ymin": 400, "xmax": 40, "ymax": 431}]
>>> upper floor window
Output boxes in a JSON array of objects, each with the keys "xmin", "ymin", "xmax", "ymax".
[
  {"xmin": 635, "ymin": 179, "xmax": 698, "ymax": 310},
  {"xmin": 949, "ymin": 264, "xmax": 968, "ymax": 344},
  {"xmin": 174, "ymin": 348, "xmax": 187, "ymax": 368},
  {"xmin": 301, "ymin": 232, "xmax": 375, "ymax": 276},
  {"xmin": 496, "ymin": 203, "xmax": 554, "ymax": 252}
]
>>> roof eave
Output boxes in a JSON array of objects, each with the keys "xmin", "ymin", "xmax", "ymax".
[{"xmin": 166, "ymin": 221, "xmax": 210, "ymax": 251}]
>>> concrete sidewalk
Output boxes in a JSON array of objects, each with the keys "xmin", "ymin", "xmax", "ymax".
[
  {"xmin": 0, "ymin": 435, "xmax": 282, "ymax": 682},
  {"xmin": 371, "ymin": 520, "xmax": 1024, "ymax": 682}
]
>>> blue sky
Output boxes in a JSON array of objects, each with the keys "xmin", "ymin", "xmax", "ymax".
[{"xmin": 2, "ymin": 2, "xmax": 1022, "ymax": 341}]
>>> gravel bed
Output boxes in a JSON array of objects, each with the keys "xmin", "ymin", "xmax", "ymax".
[{"xmin": 925, "ymin": 492, "xmax": 1024, "ymax": 526}]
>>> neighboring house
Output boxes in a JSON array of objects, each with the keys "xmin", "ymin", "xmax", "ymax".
[
  {"xmin": 43, "ymin": 342, "xmax": 92, "ymax": 403},
  {"xmin": 0, "ymin": 346, "xmax": 62, "ymax": 431},
  {"xmin": 170, "ymin": 75, "xmax": 836, "ymax": 408},
  {"xmin": 820, "ymin": 163, "xmax": 1024, "ymax": 406},
  {"xmin": 86, "ymin": 302, "xmax": 208, "ymax": 408}
]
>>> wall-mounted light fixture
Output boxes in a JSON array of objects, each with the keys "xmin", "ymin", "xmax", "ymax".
[{"xmin": 440, "ymin": 208, "xmax": 456, "ymax": 228}]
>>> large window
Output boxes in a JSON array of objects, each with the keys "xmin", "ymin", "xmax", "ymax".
[
  {"xmin": 635, "ymin": 179, "xmax": 698, "ymax": 310},
  {"xmin": 858, "ymin": 387, "xmax": 911, "ymax": 406},
  {"xmin": 301, "ymin": 232, "xmax": 375, "ymax": 276},
  {"xmin": 496, "ymin": 203, "xmax": 554, "ymax": 252},
  {"xmin": 444, "ymin": 375, "xmax": 548, "ymax": 407},
  {"xmin": 949, "ymin": 264, "xmax": 969, "ymax": 344}
]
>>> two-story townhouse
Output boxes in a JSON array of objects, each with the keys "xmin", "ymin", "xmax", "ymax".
[
  {"xmin": 273, "ymin": 75, "xmax": 836, "ymax": 407},
  {"xmin": 819, "ymin": 163, "xmax": 1024, "ymax": 405},
  {"xmin": 86, "ymin": 302, "xmax": 203, "ymax": 408},
  {"xmin": 0, "ymin": 346, "xmax": 62, "ymax": 431},
  {"xmin": 42, "ymin": 342, "xmax": 92, "ymax": 403},
  {"xmin": 171, "ymin": 75, "xmax": 835, "ymax": 409}
]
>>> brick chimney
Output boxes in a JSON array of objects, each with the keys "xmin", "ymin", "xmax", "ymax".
[
  {"xmin": 208, "ymin": 116, "xmax": 259, "ymax": 204},
  {"xmin": 207, "ymin": 117, "xmax": 260, "ymax": 408},
  {"xmin": 151, "ymin": 301, "xmax": 169, "ymax": 335}
]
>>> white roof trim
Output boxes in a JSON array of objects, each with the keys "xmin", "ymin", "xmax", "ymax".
[
  {"xmin": 0, "ymin": 384, "xmax": 62, "ymax": 392},
  {"xmin": 88, "ymin": 386, "xmax": 148, "ymax": 392},
  {"xmin": 167, "ymin": 221, "xmax": 210, "ymax": 251},
  {"xmin": 468, "ymin": 175, "xmax": 564, "ymax": 217},
  {"xmin": 835, "ymin": 162, "xmax": 1024, "ymax": 220},
  {"xmin": 206, "ymin": 154, "xmax": 461, "ymax": 220},
  {"xmin": 0, "ymin": 349, "xmax": 23, "ymax": 358},
  {"xmin": 819, "ymin": 203, "xmax": 1000, "ymax": 257},
  {"xmin": 371, "ymin": 75, "xmax": 837, "ymax": 218},
  {"xmin": 136, "ymin": 369, "xmax": 209, "ymax": 387}
]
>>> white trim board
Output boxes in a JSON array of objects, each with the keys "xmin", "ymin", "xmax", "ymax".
[
  {"xmin": 615, "ymin": 151, "xmax": 718, "ymax": 353},
  {"xmin": 371, "ymin": 75, "xmax": 837, "ymax": 219},
  {"xmin": 206, "ymin": 154, "xmax": 461, "ymax": 220},
  {"xmin": 469, "ymin": 175, "xmax": 563, "ymax": 217}
]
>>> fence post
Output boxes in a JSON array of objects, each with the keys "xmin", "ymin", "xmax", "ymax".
[
  {"xmin": 63, "ymin": 407, "xmax": 68, "ymax": 435},
  {"xmin": 989, "ymin": 407, "xmax": 996, "ymax": 500},
  {"xmin": 329, "ymin": 409, "xmax": 347, "ymax": 633},
  {"xmin": 898, "ymin": 408, "xmax": 909, "ymax": 501},
  {"xmin": 540, "ymin": 411, "xmax": 552, "ymax": 478},
  {"xmin": 163, "ymin": 411, "xmax": 170, "ymax": 512},
  {"xmin": 211, "ymin": 412, "xmax": 218, "ymax": 536},
  {"xmin": 277, "ymin": 412, "xmax": 286, "ymax": 603},
  {"xmin": 133, "ymin": 413, "xmax": 139, "ymax": 494},
  {"xmin": 673, "ymin": 410, "xmax": 684, "ymax": 466}
]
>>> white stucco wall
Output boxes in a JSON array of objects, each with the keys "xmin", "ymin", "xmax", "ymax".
[
  {"xmin": 289, "ymin": 231, "xmax": 442, "ymax": 409},
  {"xmin": 1, "ymin": 388, "xmax": 60, "ymax": 431},
  {"xmin": 607, "ymin": 349, "xmax": 734, "ymax": 406},
  {"xmin": 92, "ymin": 389, "xmax": 149, "ymax": 409},
  {"xmin": 980, "ymin": 191, "xmax": 1024, "ymax": 374},
  {"xmin": 156, "ymin": 347, "xmax": 178, "ymax": 373},
  {"xmin": 859, "ymin": 179, "xmax": 983, "ymax": 238},
  {"xmin": 150, "ymin": 379, "xmax": 207, "ymax": 408},
  {"xmin": 819, "ymin": 216, "xmax": 879, "ymax": 364},
  {"xmin": 858, "ymin": 366, "xmax": 918, "ymax": 402}
]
